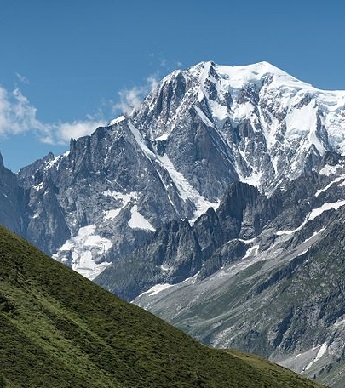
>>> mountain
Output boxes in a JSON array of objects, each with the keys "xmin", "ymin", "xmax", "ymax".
[
  {"xmin": 96, "ymin": 172, "xmax": 345, "ymax": 387},
  {"xmin": 0, "ymin": 151, "xmax": 26, "ymax": 235},
  {"xmin": 1, "ymin": 60, "xmax": 345, "ymax": 385},
  {"xmin": 15, "ymin": 60, "xmax": 345, "ymax": 280},
  {"xmin": 0, "ymin": 225, "xmax": 322, "ymax": 387}
]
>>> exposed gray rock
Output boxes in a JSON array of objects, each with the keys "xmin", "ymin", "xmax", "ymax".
[
  {"xmin": 127, "ymin": 173, "xmax": 345, "ymax": 387},
  {"xmin": 1, "ymin": 60, "xmax": 345, "ymax": 385},
  {"xmin": 0, "ymin": 152, "xmax": 26, "ymax": 234}
]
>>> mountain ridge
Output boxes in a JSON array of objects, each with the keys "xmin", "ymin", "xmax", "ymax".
[
  {"xmin": 0, "ymin": 224, "xmax": 322, "ymax": 387},
  {"xmin": 1, "ymin": 60, "xmax": 345, "ymax": 385},
  {"xmin": 12, "ymin": 60, "xmax": 345, "ymax": 280}
]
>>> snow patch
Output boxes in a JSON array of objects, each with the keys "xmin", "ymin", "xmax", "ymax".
[
  {"xmin": 128, "ymin": 205, "xmax": 155, "ymax": 231},
  {"xmin": 276, "ymin": 200, "xmax": 345, "ymax": 236},
  {"xmin": 315, "ymin": 176, "xmax": 345, "ymax": 197},
  {"xmin": 104, "ymin": 208, "xmax": 122, "ymax": 220},
  {"xmin": 194, "ymin": 106, "xmax": 213, "ymax": 127},
  {"xmin": 238, "ymin": 237, "xmax": 257, "ymax": 244},
  {"xmin": 285, "ymin": 105, "xmax": 319, "ymax": 148},
  {"xmin": 305, "ymin": 343, "xmax": 328, "ymax": 370},
  {"xmin": 309, "ymin": 200, "xmax": 345, "ymax": 220},
  {"xmin": 301, "ymin": 228, "xmax": 325, "ymax": 244},
  {"xmin": 128, "ymin": 121, "xmax": 156, "ymax": 160},
  {"xmin": 140, "ymin": 283, "xmax": 174, "ymax": 296},
  {"xmin": 102, "ymin": 190, "xmax": 138, "ymax": 202},
  {"xmin": 208, "ymin": 100, "xmax": 228, "ymax": 124},
  {"xmin": 232, "ymin": 101, "xmax": 254, "ymax": 122},
  {"xmin": 161, "ymin": 264, "xmax": 173, "ymax": 272},
  {"xmin": 155, "ymin": 133, "xmax": 169, "ymax": 141},
  {"xmin": 33, "ymin": 182, "xmax": 43, "ymax": 191},
  {"xmin": 109, "ymin": 116, "xmax": 125, "ymax": 126},
  {"xmin": 239, "ymin": 170, "xmax": 263, "ymax": 188},
  {"xmin": 102, "ymin": 191, "xmax": 138, "ymax": 221},
  {"xmin": 242, "ymin": 245, "xmax": 259, "ymax": 260},
  {"xmin": 44, "ymin": 151, "xmax": 69, "ymax": 171},
  {"xmin": 319, "ymin": 164, "xmax": 339, "ymax": 176},
  {"xmin": 333, "ymin": 316, "xmax": 345, "ymax": 328},
  {"xmin": 157, "ymin": 154, "xmax": 220, "ymax": 221},
  {"xmin": 52, "ymin": 225, "xmax": 112, "ymax": 280},
  {"xmin": 216, "ymin": 61, "xmax": 306, "ymax": 90}
]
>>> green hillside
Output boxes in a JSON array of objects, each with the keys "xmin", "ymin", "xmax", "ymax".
[{"xmin": 0, "ymin": 225, "xmax": 322, "ymax": 387}]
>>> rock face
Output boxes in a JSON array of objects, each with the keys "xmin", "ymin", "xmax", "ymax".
[
  {"xmin": 14, "ymin": 60, "xmax": 345, "ymax": 280},
  {"xmin": 97, "ymin": 168, "xmax": 345, "ymax": 387},
  {"xmin": 0, "ymin": 152, "xmax": 26, "ymax": 234},
  {"xmin": 1, "ymin": 60, "xmax": 345, "ymax": 385}
]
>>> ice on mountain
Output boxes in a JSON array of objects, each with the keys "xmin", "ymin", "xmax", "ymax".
[
  {"xmin": 128, "ymin": 205, "xmax": 155, "ymax": 232},
  {"xmin": 319, "ymin": 164, "xmax": 339, "ymax": 176},
  {"xmin": 109, "ymin": 116, "xmax": 125, "ymax": 126},
  {"xmin": 52, "ymin": 225, "xmax": 112, "ymax": 280},
  {"xmin": 315, "ymin": 176, "xmax": 345, "ymax": 197},
  {"xmin": 139, "ymin": 283, "xmax": 173, "ymax": 297},
  {"xmin": 23, "ymin": 60, "xmax": 345, "ymax": 302},
  {"xmin": 157, "ymin": 154, "xmax": 220, "ymax": 221},
  {"xmin": 194, "ymin": 106, "xmax": 213, "ymax": 127},
  {"xmin": 276, "ymin": 200, "xmax": 345, "ymax": 236},
  {"xmin": 305, "ymin": 343, "xmax": 328, "ymax": 371},
  {"xmin": 33, "ymin": 182, "xmax": 43, "ymax": 191},
  {"xmin": 128, "ymin": 121, "xmax": 156, "ymax": 160},
  {"xmin": 102, "ymin": 190, "xmax": 138, "ymax": 205},
  {"xmin": 308, "ymin": 200, "xmax": 345, "ymax": 220},
  {"xmin": 155, "ymin": 133, "xmax": 170, "ymax": 141},
  {"xmin": 104, "ymin": 208, "xmax": 122, "ymax": 220}
]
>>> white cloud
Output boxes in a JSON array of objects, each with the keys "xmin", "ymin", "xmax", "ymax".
[
  {"xmin": 114, "ymin": 75, "xmax": 159, "ymax": 116},
  {"xmin": 57, "ymin": 120, "xmax": 103, "ymax": 142},
  {"xmin": 42, "ymin": 120, "xmax": 104, "ymax": 144},
  {"xmin": 147, "ymin": 75, "xmax": 159, "ymax": 90},
  {"xmin": 157, "ymin": 57, "xmax": 183, "ymax": 71},
  {"xmin": 0, "ymin": 84, "xmax": 104, "ymax": 145},
  {"xmin": 0, "ymin": 86, "xmax": 45, "ymax": 136},
  {"xmin": 16, "ymin": 72, "xmax": 30, "ymax": 84},
  {"xmin": 160, "ymin": 58, "xmax": 168, "ymax": 67},
  {"xmin": 0, "ymin": 72, "xmax": 162, "ymax": 147},
  {"xmin": 115, "ymin": 86, "xmax": 143, "ymax": 116}
]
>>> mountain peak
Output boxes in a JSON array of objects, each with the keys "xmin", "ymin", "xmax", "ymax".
[
  {"xmin": 187, "ymin": 60, "xmax": 309, "ymax": 90},
  {"xmin": 13, "ymin": 58, "xmax": 345, "ymax": 288}
]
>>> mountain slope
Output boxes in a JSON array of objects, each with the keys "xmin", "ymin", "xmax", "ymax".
[
  {"xmin": 1, "ymin": 60, "xmax": 345, "ymax": 385},
  {"xmin": 0, "ymin": 152, "xmax": 26, "ymax": 235},
  {"xmin": 95, "ymin": 171, "xmax": 345, "ymax": 387},
  {"xmin": 0, "ymin": 225, "xmax": 322, "ymax": 387},
  {"xmin": 134, "ymin": 217, "xmax": 345, "ymax": 388},
  {"xmin": 13, "ymin": 60, "xmax": 345, "ymax": 281}
]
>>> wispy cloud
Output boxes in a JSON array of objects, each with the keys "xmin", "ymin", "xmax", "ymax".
[
  {"xmin": 41, "ymin": 119, "xmax": 104, "ymax": 145},
  {"xmin": 15, "ymin": 72, "xmax": 30, "ymax": 85},
  {"xmin": 0, "ymin": 84, "xmax": 104, "ymax": 145},
  {"xmin": 0, "ymin": 69, "xmax": 165, "ymax": 147},
  {"xmin": 114, "ymin": 75, "xmax": 159, "ymax": 116},
  {"xmin": 149, "ymin": 53, "xmax": 183, "ymax": 73},
  {"xmin": 160, "ymin": 59, "xmax": 183, "ymax": 70},
  {"xmin": 0, "ymin": 86, "xmax": 45, "ymax": 136}
]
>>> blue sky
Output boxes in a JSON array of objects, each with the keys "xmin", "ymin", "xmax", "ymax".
[{"xmin": 0, "ymin": 0, "xmax": 344, "ymax": 171}]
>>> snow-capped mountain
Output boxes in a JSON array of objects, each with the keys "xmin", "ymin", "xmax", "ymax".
[
  {"xmin": 96, "ymin": 165, "xmax": 345, "ymax": 386},
  {"xmin": 2, "ymin": 60, "xmax": 345, "ymax": 385},
  {"xmin": 131, "ymin": 60, "xmax": 345, "ymax": 192},
  {"xmin": 16, "ymin": 60, "xmax": 345, "ymax": 281}
]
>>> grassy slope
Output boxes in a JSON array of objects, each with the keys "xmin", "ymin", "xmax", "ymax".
[{"xmin": 0, "ymin": 226, "xmax": 322, "ymax": 387}]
